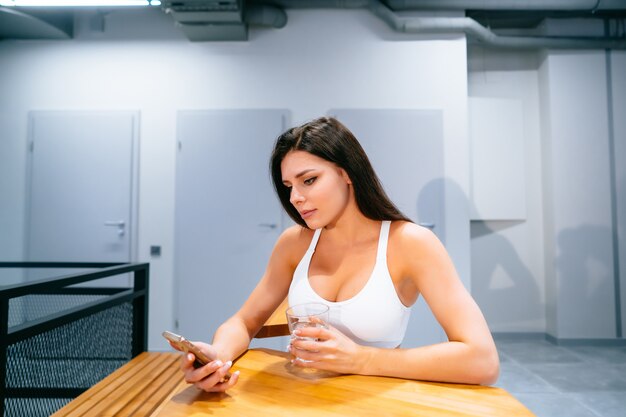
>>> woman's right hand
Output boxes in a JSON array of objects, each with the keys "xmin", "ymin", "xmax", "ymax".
[{"xmin": 178, "ymin": 341, "xmax": 240, "ymax": 392}]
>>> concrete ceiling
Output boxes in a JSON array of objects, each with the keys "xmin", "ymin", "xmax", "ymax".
[{"xmin": 1, "ymin": 0, "xmax": 626, "ymax": 47}]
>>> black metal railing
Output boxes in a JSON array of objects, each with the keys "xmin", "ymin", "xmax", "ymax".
[{"xmin": 0, "ymin": 262, "xmax": 149, "ymax": 417}]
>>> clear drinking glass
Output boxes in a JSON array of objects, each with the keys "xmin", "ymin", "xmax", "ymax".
[{"xmin": 285, "ymin": 302, "xmax": 329, "ymax": 362}]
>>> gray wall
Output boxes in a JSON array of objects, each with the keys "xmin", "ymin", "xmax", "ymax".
[
  {"xmin": 468, "ymin": 48, "xmax": 547, "ymax": 333},
  {"xmin": 540, "ymin": 51, "xmax": 617, "ymax": 339},
  {"xmin": 611, "ymin": 51, "xmax": 626, "ymax": 339},
  {"xmin": 0, "ymin": 8, "xmax": 470, "ymax": 350},
  {"xmin": 468, "ymin": 46, "xmax": 626, "ymax": 339}
]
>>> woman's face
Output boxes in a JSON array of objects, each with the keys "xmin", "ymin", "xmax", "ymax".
[{"xmin": 281, "ymin": 150, "xmax": 352, "ymax": 229}]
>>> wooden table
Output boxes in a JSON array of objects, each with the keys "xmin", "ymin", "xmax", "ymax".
[
  {"xmin": 54, "ymin": 348, "xmax": 535, "ymax": 417},
  {"xmin": 254, "ymin": 298, "xmax": 290, "ymax": 338}
]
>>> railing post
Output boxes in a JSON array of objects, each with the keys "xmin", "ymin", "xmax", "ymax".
[
  {"xmin": 132, "ymin": 264, "xmax": 149, "ymax": 357},
  {"xmin": 1, "ymin": 298, "xmax": 9, "ymax": 417}
]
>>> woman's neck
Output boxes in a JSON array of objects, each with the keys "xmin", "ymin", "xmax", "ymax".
[{"xmin": 323, "ymin": 203, "xmax": 381, "ymax": 246}]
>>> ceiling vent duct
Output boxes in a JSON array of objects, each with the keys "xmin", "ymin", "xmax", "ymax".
[{"xmin": 160, "ymin": 0, "xmax": 248, "ymax": 41}]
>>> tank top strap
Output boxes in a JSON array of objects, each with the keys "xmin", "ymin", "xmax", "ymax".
[
  {"xmin": 307, "ymin": 228, "xmax": 322, "ymax": 253},
  {"xmin": 376, "ymin": 221, "xmax": 391, "ymax": 262}
]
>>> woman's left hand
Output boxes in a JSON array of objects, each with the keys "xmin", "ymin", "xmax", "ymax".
[{"xmin": 288, "ymin": 323, "xmax": 369, "ymax": 374}]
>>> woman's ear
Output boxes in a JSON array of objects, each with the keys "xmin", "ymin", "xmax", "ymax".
[{"xmin": 340, "ymin": 168, "xmax": 352, "ymax": 185}]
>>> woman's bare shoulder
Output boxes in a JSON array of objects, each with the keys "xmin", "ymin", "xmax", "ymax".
[
  {"xmin": 279, "ymin": 224, "xmax": 315, "ymax": 242},
  {"xmin": 389, "ymin": 220, "xmax": 443, "ymax": 258},
  {"xmin": 273, "ymin": 225, "xmax": 315, "ymax": 264},
  {"xmin": 390, "ymin": 220, "xmax": 436, "ymax": 243}
]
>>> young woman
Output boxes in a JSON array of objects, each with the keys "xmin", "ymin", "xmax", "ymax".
[{"xmin": 174, "ymin": 117, "xmax": 499, "ymax": 392}]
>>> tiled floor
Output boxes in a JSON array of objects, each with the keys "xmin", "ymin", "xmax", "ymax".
[{"xmin": 493, "ymin": 336, "xmax": 626, "ymax": 417}]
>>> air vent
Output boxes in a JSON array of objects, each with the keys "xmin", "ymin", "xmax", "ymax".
[
  {"xmin": 160, "ymin": 0, "xmax": 240, "ymax": 12},
  {"xmin": 160, "ymin": 0, "xmax": 245, "ymax": 40}
]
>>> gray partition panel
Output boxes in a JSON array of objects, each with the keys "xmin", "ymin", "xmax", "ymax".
[{"xmin": 175, "ymin": 109, "xmax": 288, "ymax": 349}]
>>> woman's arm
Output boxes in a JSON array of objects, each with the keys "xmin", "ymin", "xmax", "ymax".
[
  {"xmin": 212, "ymin": 225, "xmax": 306, "ymax": 361},
  {"xmin": 180, "ymin": 225, "xmax": 308, "ymax": 391},
  {"xmin": 291, "ymin": 223, "xmax": 499, "ymax": 385}
]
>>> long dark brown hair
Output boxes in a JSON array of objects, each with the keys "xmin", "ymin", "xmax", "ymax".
[{"xmin": 270, "ymin": 116, "xmax": 412, "ymax": 228}]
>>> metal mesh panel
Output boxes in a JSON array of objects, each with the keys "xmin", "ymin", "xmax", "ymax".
[
  {"xmin": 4, "ymin": 397, "xmax": 72, "ymax": 417},
  {"xmin": 8, "ymin": 294, "xmax": 108, "ymax": 328},
  {"xmin": 6, "ymin": 302, "xmax": 133, "ymax": 390},
  {"xmin": 1, "ymin": 263, "xmax": 148, "ymax": 417}
]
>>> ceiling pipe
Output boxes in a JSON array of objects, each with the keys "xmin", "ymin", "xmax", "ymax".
[
  {"xmin": 253, "ymin": 1, "xmax": 626, "ymax": 49},
  {"xmin": 385, "ymin": 0, "xmax": 626, "ymax": 11},
  {"xmin": 368, "ymin": 0, "xmax": 626, "ymax": 49}
]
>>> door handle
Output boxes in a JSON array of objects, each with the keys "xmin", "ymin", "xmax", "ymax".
[
  {"xmin": 258, "ymin": 223, "xmax": 278, "ymax": 229},
  {"xmin": 104, "ymin": 220, "xmax": 126, "ymax": 236}
]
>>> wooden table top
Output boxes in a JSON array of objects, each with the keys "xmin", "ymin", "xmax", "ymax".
[
  {"xmin": 254, "ymin": 298, "xmax": 290, "ymax": 338},
  {"xmin": 153, "ymin": 348, "xmax": 535, "ymax": 417}
]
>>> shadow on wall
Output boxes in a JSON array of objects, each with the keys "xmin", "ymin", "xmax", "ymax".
[
  {"xmin": 419, "ymin": 178, "xmax": 542, "ymax": 332},
  {"xmin": 416, "ymin": 177, "xmax": 446, "ymax": 246},
  {"xmin": 471, "ymin": 219, "xmax": 542, "ymax": 332},
  {"xmin": 549, "ymin": 170, "xmax": 622, "ymax": 338},
  {"xmin": 555, "ymin": 224, "xmax": 616, "ymax": 338}
]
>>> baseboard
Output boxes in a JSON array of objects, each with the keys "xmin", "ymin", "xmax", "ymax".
[
  {"xmin": 544, "ymin": 334, "xmax": 626, "ymax": 347},
  {"xmin": 492, "ymin": 332, "xmax": 546, "ymax": 341},
  {"xmin": 492, "ymin": 331, "xmax": 626, "ymax": 346}
]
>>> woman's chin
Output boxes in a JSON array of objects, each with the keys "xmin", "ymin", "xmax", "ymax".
[{"xmin": 303, "ymin": 218, "xmax": 322, "ymax": 230}]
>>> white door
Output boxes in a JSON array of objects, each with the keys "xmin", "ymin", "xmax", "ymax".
[
  {"xmin": 329, "ymin": 109, "xmax": 446, "ymax": 347},
  {"xmin": 26, "ymin": 111, "xmax": 138, "ymax": 285},
  {"xmin": 175, "ymin": 110, "xmax": 287, "ymax": 347}
]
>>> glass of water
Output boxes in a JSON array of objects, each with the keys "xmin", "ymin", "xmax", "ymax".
[{"xmin": 285, "ymin": 302, "xmax": 329, "ymax": 362}]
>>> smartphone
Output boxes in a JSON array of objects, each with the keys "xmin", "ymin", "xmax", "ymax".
[{"xmin": 162, "ymin": 330, "xmax": 213, "ymax": 368}]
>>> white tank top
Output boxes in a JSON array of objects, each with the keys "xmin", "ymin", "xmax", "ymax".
[{"xmin": 288, "ymin": 221, "xmax": 411, "ymax": 349}]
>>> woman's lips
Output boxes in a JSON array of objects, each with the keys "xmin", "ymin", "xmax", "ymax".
[{"xmin": 300, "ymin": 209, "xmax": 316, "ymax": 219}]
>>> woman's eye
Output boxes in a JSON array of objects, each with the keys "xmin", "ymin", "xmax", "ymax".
[{"xmin": 304, "ymin": 177, "xmax": 316, "ymax": 185}]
